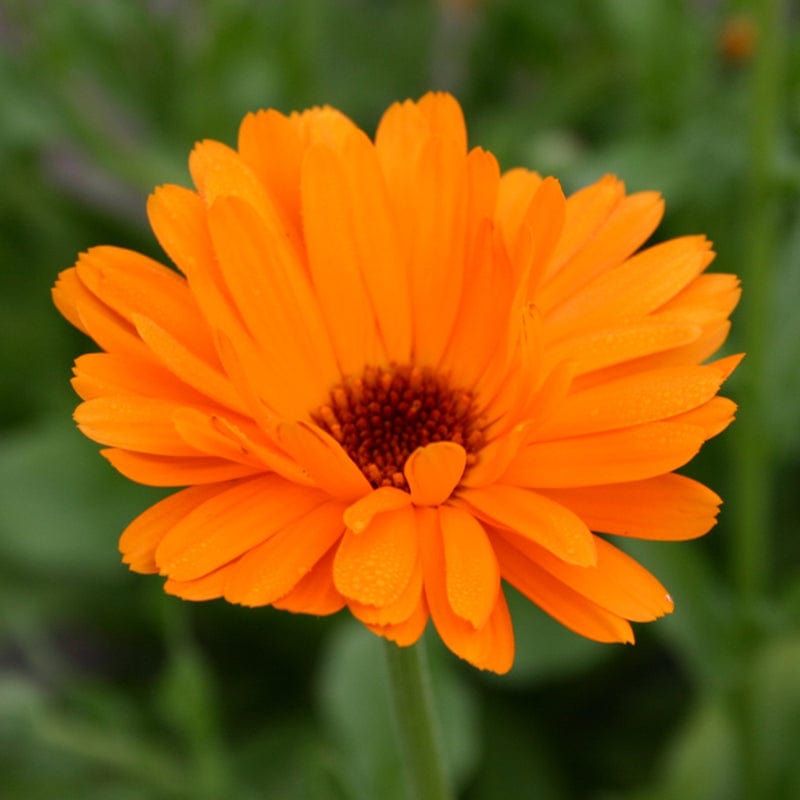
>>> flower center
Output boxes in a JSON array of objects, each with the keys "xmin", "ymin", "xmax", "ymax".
[{"xmin": 313, "ymin": 364, "xmax": 486, "ymax": 490}]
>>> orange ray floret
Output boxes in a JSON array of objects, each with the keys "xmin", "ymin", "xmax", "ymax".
[{"xmin": 53, "ymin": 92, "xmax": 741, "ymax": 673}]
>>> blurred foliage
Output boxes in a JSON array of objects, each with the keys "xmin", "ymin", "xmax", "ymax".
[{"xmin": 1, "ymin": 0, "xmax": 799, "ymax": 798}]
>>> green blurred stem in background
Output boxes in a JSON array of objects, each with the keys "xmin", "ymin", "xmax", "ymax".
[
  {"xmin": 384, "ymin": 640, "xmax": 453, "ymax": 800},
  {"xmin": 733, "ymin": 0, "xmax": 783, "ymax": 608},
  {"xmin": 734, "ymin": 0, "xmax": 785, "ymax": 796}
]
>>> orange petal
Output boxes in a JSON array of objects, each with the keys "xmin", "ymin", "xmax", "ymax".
[
  {"xmin": 545, "ymin": 174, "xmax": 625, "ymax": 276},
  {"xmin": 418, "ymin": 508, "xmax": 514, "ymax": 673},
  {"xmin": 658, "ymin": 271, "xmax": 741, "ymax": 323},
  {"xmin": 572, "ymin": 321, "xmax": 734, "ymax": 386},
  {"xmin": 405, "ymin": 138, "xmax": 469, "ymax": 364},
  {"xmin": 708, "ymin": 353, "xmax": 744, "ymax": 382},
  {"xmin": 224, "ymin": 500, "xmax": 346, "ymax": 606},
  {"xmin": 495, "ymin": 168, "xmax": 544, "ymax": 255},
  {"xmin": 493, "ymin": 534, "xmax": 634, "ymax": 644},
  {"xmin": 119, "ymin": 484, "xmax": 229, "ymax": 573},
  {"xmin": 458, "ymin": 484, "xmax": 596, "ymax": 566},
  {"xmin": 536, "ymin": 363, "xmax": 730, "ymax": 439},
  {"xmin": 301, "ymin": 142, "xmax": 386, "ymax": 373},
  {"xmin": 132, "ymin": 314, "xmax": 246, "ymax": 415},
  {"xmin": 439, "ymin": 218, "xmax": 515, "ymax": 390},
  {"xmin": 294, "ymin": 104, "xmax": 362, "ymax": 150},
  {"xmin": 405, "ymin": 442, "xmax": 466, "ymax": 507},
  {"xmin": 507, "ymin": 421, "xmax": 707, "ymax": 487},
  {"xmin": 164, "ymin": 562, "xmax": 232, "ymax": 601},
  {"xmin": 155, "ymin": 475, "xmax": 327, "ymax": 581},
  {"xmin": 171, "ymin": 408, "xmax": 306, "ymax": 486},
  {"xmin": 375, "ymin": 95, "xmax": 469, "ymax": 365},
  {"xmin": 374, "ymin": 100, "xmax": 428, "ymax": 237},
  {"xmin": 52, "ymin": 268, "xmax": 89, "ymax": 335},
  {"xmin": 543, "ymin": 318, "xmax": 702, "ymax": 376},
  {"xmin": 348, "ymin": 558, "xmax": 423, "ymax": 626},
  {"xmin": 271, "ymin": 545, "xmax": 346, "ymax": 616},
  {"xmin": 480, "ymin": 305, "xmax": 542, "ymax": 437},
  {"xmin": 669, "ymin": 396, "xmax": 738, "ymax": 438},
  {"xmin": 539, "ymin": 189, "xmax": 664, "ymax": 312},
  {"xmin": 540, "ymin": 473, "xmax": 721, "ymax": 541},
  {"xmin": 277, "ymin": 421, "xmax": 371, "ymax": 501},
  {"xmin": 544, "ymin": 236, "xmax": 714, "ymax": 338},
  {"xmin": 74, "ymin": 397, "xmax": 200, "ymax": 457},
  {"xmin": 461, "ymin": 422, "xmax": 531, "ymax": 489},
  {"xmin": 366, "ymin": 595, "xmax": 429, "ymax": 647},
  {"xmin": 189, "ymin": 139, "xmax": 281, "ymax": 228},
  {"xmin": 71, "ymin": 352, "xmax": 207, "ymax": 405},
  {"xmin": 102, "ymin": 449, "xmax": 261, "ymax": 487},
  {"xmin": 146, "ymin": 184, "xmax": 238, "ymax": 333},
  {"xmin": 237, "ymin": 108, "xmax": 305, "ymax": 243},
  {"xmin": 146, "ymin": 184, "xmax": 211, "ymax": 274},
  {"xmin": 75, "ymin": 246, "xmax": 217, "ymax": 363},
  {"xmin": 417, "ymin": 91, "xmax": 468, "ymax": 152},
  {"xmin": 170, "ymin": 408, "xmax": 259, "ymax": 465},
  {"xmin": 464, "ymin": 147, "xmax": 501, "ymax": 247},
  {"xmin": 333, "ymin": 505, "xmax": 418, "ymax": 607},
  {"xmin": 74, "ymin": 294, "xmax": 153, "ymax": 362},
  {"xmin": 212, "ymin": 327, "xmax": 299, "ymax": 427},
  {"xmin": 439, "ymin": 506, "xmax": 499, "ymax": 628},
  {"xmin": 520, "ymin": 176, "xmax": 567, "ymax": 295},
  {"xmin": 321, "ymin": 129, "xmax": 414, "ymax": 363},
  {"xmin": 495, "ymin": 529, "xmax": 673, "ymax": 622},
  {"xmin": 206, "ymin": 195, "xmax": 340, "ymax": 412},
  {"xmin": 343, "ymin": 487, "xmax": 412, "ymax": 534}
]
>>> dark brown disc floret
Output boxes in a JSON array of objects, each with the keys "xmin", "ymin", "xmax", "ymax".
[{"xmin": 312, "ymin": 364, "xmax": 486, "ymax": 490}]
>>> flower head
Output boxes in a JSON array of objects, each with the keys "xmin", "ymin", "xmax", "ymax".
[{"xmin": 53, "ymin": 93, "xmax": 741, "ymax": 673}]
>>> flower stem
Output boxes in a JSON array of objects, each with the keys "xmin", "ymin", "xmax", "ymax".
[{"xmin": 384, "ymin": 640, "xmax": 453, "ymax": 800}]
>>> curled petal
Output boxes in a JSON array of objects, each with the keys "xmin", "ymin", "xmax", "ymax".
[
  {"xmin": 343, "ymin": 487, "xmax": 412, "ymax": 534},
  {"xmin": 405, "ymin": 441, "xmax": 466, "ymax": 507}
]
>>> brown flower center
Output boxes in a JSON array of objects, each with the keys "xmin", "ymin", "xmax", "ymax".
[{"xmin": 313, "ymin": 364, "xmax": 486, "ymax": 490}]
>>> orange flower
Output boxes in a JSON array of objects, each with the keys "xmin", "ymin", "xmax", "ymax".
[{"xmin": 53, "ymin": 93, "xmax": 741, "ymax": 673}]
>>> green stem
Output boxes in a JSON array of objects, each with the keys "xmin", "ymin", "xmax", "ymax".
[
  {"xmin": 384, "ymin": 640, "xmax": 453, "ymax": 800},
  {"xmin": 732, "ymin": 2, "xmax": 785, "ymax": 797},
  {"xmin": 732, "ymin": 0, "xmax": 783, "ymax": 610}
]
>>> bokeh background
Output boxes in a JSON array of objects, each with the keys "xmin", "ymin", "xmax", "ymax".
[{"xmin": 1, "ymin": 1, "xmax": 799, "ymax": 798}]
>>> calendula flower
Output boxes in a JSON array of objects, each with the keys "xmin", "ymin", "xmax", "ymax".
[{"xmin": 53, "ymin": 93, "xmax": 741, "ymax": 673}]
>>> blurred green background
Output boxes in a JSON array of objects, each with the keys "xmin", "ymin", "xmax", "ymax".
[{"xmin": 1, "ymin": 0, "xmax": 799, "ymax": 798}]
